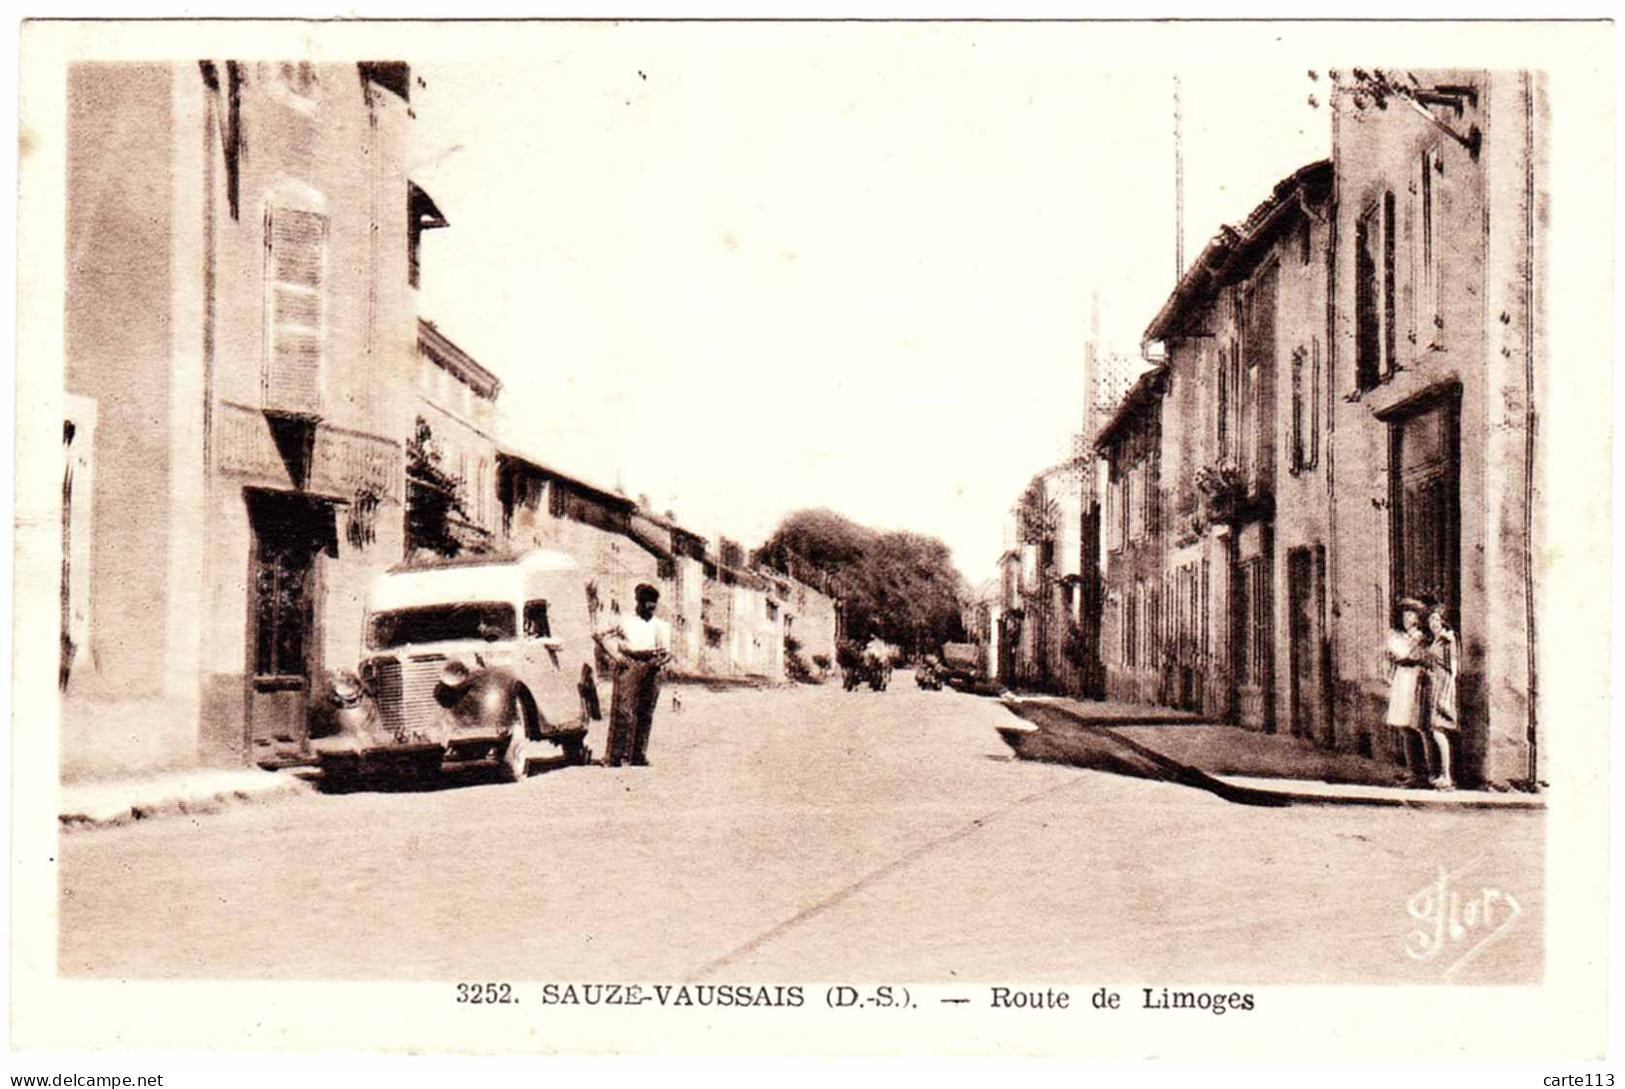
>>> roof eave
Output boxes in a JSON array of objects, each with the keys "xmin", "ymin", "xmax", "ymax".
[
  {"xmin": 417, "ymin": 318, "xmax": 502, "ymax": 399},
  {"xmin": 409, "ymin": 180, "xmax": 449, "ymax": 230},
  {"xmin": 495, "ymin": 451, "xmax": 636, "ymax": 512}
]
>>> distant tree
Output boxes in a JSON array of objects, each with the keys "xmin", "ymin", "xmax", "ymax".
[
  {"xmin": 756, "ymin": 508, "xmax": 967, "ymax": 657},
  {"xmin": 754, "ymin": 508, "xmax": 877, "ymax": 580}
]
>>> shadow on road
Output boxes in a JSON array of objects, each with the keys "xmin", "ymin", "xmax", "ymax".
[{"xmin": 996, "ymin": 701, "xmax": 1291, "ymax": 808}]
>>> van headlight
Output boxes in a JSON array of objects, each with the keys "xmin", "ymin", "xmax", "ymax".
[
  {"xmin": 329, "ymin": 669, "xmax": 365, "ymax": 708},
  {"xmin": 438, "ymin": 659, "xmax": 473, "ymax": 689}
]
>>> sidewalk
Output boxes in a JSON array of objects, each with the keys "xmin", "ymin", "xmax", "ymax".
[
  {"xmin": 1002, "ymin": 692, "xmax": 1223, "ymax": 726},
  {"xmin": 999, "ymin": 695, "xmax": 1544, "ymax": 810},
  {"xmin": 59, "ymin": 767, "xmax": 314, "ymax": 831}
]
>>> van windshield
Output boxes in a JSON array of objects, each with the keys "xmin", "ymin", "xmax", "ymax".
[{"xmin": 368, "ymin": 602, "xmax": 517, "ymax": 650}]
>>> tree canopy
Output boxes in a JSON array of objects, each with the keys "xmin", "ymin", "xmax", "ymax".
[{"xmin": 754, "ymin": 508, "xmax": 967, "ymax": 655}]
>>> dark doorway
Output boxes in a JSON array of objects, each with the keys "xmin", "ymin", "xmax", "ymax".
[
  {"xmin": 1287, "ymin": 546, "xmax": 1330, "ymax": 744},
  {"xmin": 245, "ymin": 490, "xmax": 336, "ymax": 767}
]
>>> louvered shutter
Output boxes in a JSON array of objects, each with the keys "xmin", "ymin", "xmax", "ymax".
[{"xmin": 264, "ymin": 207, "xmax": 327, "ymax": 416}]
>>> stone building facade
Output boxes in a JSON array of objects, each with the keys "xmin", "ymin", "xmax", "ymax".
[
  {"xmin": 409, "ymin": 318, "xmax": 503, "ymax": 558},
  {"xmin": 499, "ymin": 455, "xmax": 838, "ymax": 687},
  {"xmin": 1003, "ymin": 458, "xmax": 1096, "ymax": 695},
  {"xmin": 62, "ymin": 61, "xmax": 423, "ymax": 775},
  {"xmin": 1097, "ymin": 367, "xmax": 1169, "ymax": 707},
  {"xmin": 1097, "ymin": 70, "xmax": 1543, "ymax": 789},
  {"xmin": 497, "ymin": 451, "xmax": 658, "ymax": 630},
  {"xmin": 1325, "ymin": 71, "xmax": 1543, "ymax": 786},
  {"xmin": 1135, "ymin": 160, "xmax": 1334, "ymax": 730}
]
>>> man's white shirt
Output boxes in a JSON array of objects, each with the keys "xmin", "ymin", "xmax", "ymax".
[{"xmin": 614, "ymin": 611, "xmax": 672, "ymax": 654}]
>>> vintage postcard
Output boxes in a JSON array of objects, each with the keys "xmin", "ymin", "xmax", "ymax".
[{"xmin": 9, "ymin": 15, "xmax": 1614, "ymax": 1068}]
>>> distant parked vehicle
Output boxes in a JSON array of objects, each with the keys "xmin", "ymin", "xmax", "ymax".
[
  {"xmin": 868, "ymin": 657, "xmax": 892, "ymax": 691},
  {"xmin": 940, "ymin": 642, "xmax": 984, "ymax": 691},
  {"xmin": 915, "ymin": 656, "xmax": 944, "ymax": 690},
  {"xmin": 837, "ymin": 641, "xmax": 864, "ymax": 691},
  {"xmin": 313, "ymin": 550, "xmax": 599, "ymax": 788},
  {"xmin": 837, "ymin": 640, "xmax": 892, "ymax": 692}
]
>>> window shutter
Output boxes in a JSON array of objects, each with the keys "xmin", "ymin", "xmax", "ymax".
[
  {"xmin": 264, "ymin": 206, "xmax": 328, "ymax": 416},
  {"xmin": 1309, "ymin": 338, "xmax": 1321, "ymax": 468},
  {"xmin": 1290, "ymin": 348, "xmax": 1305, "ymax": 472},
  {"xmin": 1355, "ymin": 205, "xmax": 1380, "ymax": 391}
]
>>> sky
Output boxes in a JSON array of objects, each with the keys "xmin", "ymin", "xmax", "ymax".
[{"xmin": 408, "ymin": 25, "xmax": 1329, "ymax": 583}]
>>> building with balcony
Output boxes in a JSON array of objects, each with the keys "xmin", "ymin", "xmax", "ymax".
[
  {"xmin": 1096, "ymin": 70, "xmax": 1542, "ymax": 791},
  {"xmin": 62, "ymin": 61, "xmax": 425, "ymax": 774},
  {"xmin": 1139, "ymin": 159, "xmax": 1334, "ymax": 730},
  {"xmin": 408, "ymin": 318, "xmax": 502, "ymax": 559}
]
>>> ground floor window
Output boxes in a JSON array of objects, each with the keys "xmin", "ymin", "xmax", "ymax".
[
  {"xmin": 1235, "ymin": 557, "xmax": 1271, "ymax": 687},
  {"xmin": 1123, "ymin": 583, "xmax": 1141, "ymax": 668}
]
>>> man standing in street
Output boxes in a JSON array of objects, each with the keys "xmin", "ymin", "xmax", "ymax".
[{"xmin": 594, "ymin": 582, "xmax": 673, "ymax": 767}]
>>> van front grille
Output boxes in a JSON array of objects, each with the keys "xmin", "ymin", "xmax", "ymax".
[{"xmin": 365, "ymin": 654, "xmax": 447, "ymax": 736}]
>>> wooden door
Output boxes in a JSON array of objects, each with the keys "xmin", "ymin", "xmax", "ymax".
[
  {"xmin": 1388, "ymin": 393, "xmax": 1462, "ymax": 626},
  {"xmin": 246, "ymin": 492, "xmax": 332, "ymax": 767},
  {"xmin": 1287, "ymin": 548, "xmax": 1325, "ymax": 741},
  {"xmin": 1233, "ymin": 554, "xmax": 1273, "ymax": 730}
]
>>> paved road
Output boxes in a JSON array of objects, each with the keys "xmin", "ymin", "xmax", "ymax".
[{"xmin": 58, "ymin": 677, "xmax": 1542, "ymax": 984}]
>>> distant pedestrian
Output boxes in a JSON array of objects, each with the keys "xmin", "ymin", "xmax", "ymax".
[
  {"xmin": 1425, "ymin": 604, "xmax": 1459, "ymax": 791},
  {"xmin": 594, "ymin": 583, "xmax": 672, "ymax": 767},
  {"xmin": 863, "ymin": 628, "xmax": 892, "ymax": 690},
  {"xmin": 1384, "ymin": 598, "xmax": 1431, "ymax": 788}
]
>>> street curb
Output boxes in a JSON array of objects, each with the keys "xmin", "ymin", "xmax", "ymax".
[
  {"xmin": 998, "ymin": 701, "xmax": 1544, "ymax": 811},
  {"xmin": 59, "ymin": 771, "xmax": 315, "ymax": 832},
  {"xmin": 1209, "ymin": 774, "xmax": 1546, "ymax": 811}
]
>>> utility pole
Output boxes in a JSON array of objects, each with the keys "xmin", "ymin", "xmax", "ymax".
[
  {"xmin": 1174, "ymin": 74, "xmax": 1185, "ymax": 280},
  {"xmin": 1084, "ymin": 289, "xmax": 1101, "ymax": 445}
]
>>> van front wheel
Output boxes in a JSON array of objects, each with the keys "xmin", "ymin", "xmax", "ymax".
[{"xmin": 503, "ymin": 690, "xmax": 539, "ymax": 782}]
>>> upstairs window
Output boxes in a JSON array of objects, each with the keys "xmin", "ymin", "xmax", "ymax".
[
  {"xmin": 1142, "ymin": 462, "xmax": 1158, "ymax": 539},
  {"xmin": 263, "ymin": 205, "xmax": 328, "ymax": 416},
  {"xmin": 1124, "ymin": 465, "xmax": 1138, "ymax": 543},
  {"xmin": 1355, "ymin": 201, "xmax": 1383, "ymax": 391},
  {"xmin": 258, "ymin": 61, "xmax": 321, "ymax": 115},
  {"xmin": 1290, "ymin": 346, "xmax": 1307, "ymax": 473},
  {"xmin": 1107, "ymin": 475, "xmax": 1124, "ymax": 553},
  {"xmin": 1309, "ymin": 338, "xmax": 1321, "ymax": 469},
  {"xmin": 1289, "ymin": 337, "xmax": 1321, "ymax": 473},
  {"xmin": 1240, "ymin": 264, "xmax": 1277, "ymax": 489},
  {"xmin": 1420, "ymin": 146, "xmax": 1444, "ymax": 349},
  {"xmin": 1383, "ymin": 190, "xmax": 1397, "ymax": 378}
]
